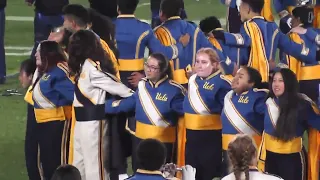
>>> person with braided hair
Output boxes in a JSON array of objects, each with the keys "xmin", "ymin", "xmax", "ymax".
[{"xmin": 222, "ymin": 134, "xmax": 283, "ymax": 180}]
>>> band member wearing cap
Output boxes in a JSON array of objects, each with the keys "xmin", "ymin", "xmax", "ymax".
[
  {"xmin": 184, "ymin": 48, "xmax": 233, "ymax": 180},
  {"xmin": 281, "ymin": 6, "xmax": 320, "ymax": 102},
  {"xmin": 32, "ymin": 41, "xmax": 74, "ymax": 180},
  {"xmin": 68, "ymin": 30, "xmax": 133, "ymax": 180},
  {"xmin": 105, "ymin": 53, "xmax": 185, "ymax": 172},
  {"xmin": 220, "ymin": 67, "xmax": 268, "ymax": 176},
  {"xmin": 258, "ymin": 68, "xmax": 320, "ymax": 180}
]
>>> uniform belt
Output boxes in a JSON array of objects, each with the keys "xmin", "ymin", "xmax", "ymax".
[
  {"xmin": 173, "ymin": 69, "xmax": 188, "ymax": 85},
  {"xmin": 135, "ymin": 121, "xmax": 176, "ymax": 143},
  {"xmin": 75, "ymin": 104, "xmax": 105, "ymax": 121},
  {"xmin": 265, "ymin": 133, "xmax": 302, "ymax": 154},
  {"xmin": 299, "ymin": 65, "xmax": 320, "ymax": 80},
  {"xmin": 118, "ymin": 58, "xmax": 144, "ymax": 71},
  {"xmin": 34, "ymin": 106, "xmax": 72, "ymax": 123},
  {"xmin": 184, "ymin": 113, "xmax": 222, "ymax": 130}
]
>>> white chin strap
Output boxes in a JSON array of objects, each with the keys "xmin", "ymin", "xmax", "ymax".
[{"xmin": 236, "ymin": 0, "xmax": 241, "ymax": 12}]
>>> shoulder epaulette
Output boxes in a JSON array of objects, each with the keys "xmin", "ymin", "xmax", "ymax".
[
  {"xmin": 253, "ymin": 88, "xmax": 269, "ymax": 93},
  {"xmin": 169, "ymin": 80, "xmax": 187, "ymax": 95},
  {"xmin": 220, "ymin": 74, "xmax": 233, "ymax": 85},
  {"xmin": 88, "ymin": 58, "xmax": 121, "ymax": 83},
  {"xmin": 57, "ymin": 62, "xmax": 70, "ymax": 75}
]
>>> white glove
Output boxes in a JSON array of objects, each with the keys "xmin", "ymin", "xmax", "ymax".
[
  {"xmin": 236, "ymin": 0, "xmax": 241, "ymax": 11},
  {"xmin": 182, "ymin": 165, "xmax": 196, "ymax": 180}
]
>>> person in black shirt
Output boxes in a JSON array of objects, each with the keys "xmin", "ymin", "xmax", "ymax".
[
  {"xmin": 25, "ymin": 0, "xmax": 69, "ymax": 59},
  {"xmin": 88, "ymin": 0, "xmax": 118, "ymax": 20},
  {"xmin": 0, "ymin": 0, "xmax": 6, "ymax": 84}
]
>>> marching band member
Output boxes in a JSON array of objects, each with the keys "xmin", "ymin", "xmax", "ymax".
[
  {"xmin": 184, "ymin": 48, "xmax": 232, "ymax": 180},
  {"xmin": 154, "ymin": 0, "xmax": 227, "ymax": 87},
  {"xmin": 20, "ymin": 59, "xmax": 42, "ymax": 180},
  {"xmin": 212, "ymin": 0, "xmax": 316, "ymax": 82},
  {"xmin": 282, "ymin": 6, "xmax": 320, "ymax": 102},
  {"xmin": 221, "ymin": 67, "xmax": 268, "ymax": 176},
  {"xmin": 32, "ymin": 41, "xmax": 74, "ymax": 180},
  {"xmin": 67, "ymin": 30, "xmax": 133, "ymax": 180},
  {"xmin": 258, "ymin": 68, "xmax": 320, "ymax": 180},
  {"xmin": 222, "ymin": 134, "xmax": 283, "ymax": 180},
  {"xmin": 105, "ymin": 53, "xmax": 185, "ymax": 171}
]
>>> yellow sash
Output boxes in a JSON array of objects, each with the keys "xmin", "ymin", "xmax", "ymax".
[
  {"xmin": 24, "ymin": 86, "xmax": 34, "ymax": 105},
  {"xmin": 68, "ymin": 105, "xmax": 76, "ymax": 164},
  {"xmin": 286, "ymin": 32, "xmax": 302, "ymax": 81},
  {"xmin": 261, "ymin": 0, "xmax": 274, "ymax": 21},
  {"xmin": 244, "ymin": 21, "xmax": 269, "ymax": 82},
  {"xmin": 100, "ymin": 39, "xmax": 120, "ymax": 79}
]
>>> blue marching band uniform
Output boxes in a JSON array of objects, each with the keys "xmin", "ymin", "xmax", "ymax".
[{"xmin": 21, "ymin": 0, "xmax": 320, "ymax": 180}]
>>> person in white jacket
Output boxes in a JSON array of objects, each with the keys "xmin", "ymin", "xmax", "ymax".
[
  {"xmin": 67, "ymin": 30, "xmax": 134, "ymax": 180},
  {"xmin": 222, "ymin": 134, "xmax": 283, "ymax": 180}
]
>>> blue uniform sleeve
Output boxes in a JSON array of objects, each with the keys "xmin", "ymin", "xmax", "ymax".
[
  {"xmin": 105, "ymin": 94, "xmax": 136, "ymax": 114},
  {"xmin": 170, "ymin": 91, "xmax": 185, "ymax": 116},
  {"xmin": 254, "ymin": 94, "xmax": 267, "ymax": 115},
  {"xmin": 197, "ymin": 29, "xmax": 227, "ymax": 61},
  {"xmin": 53, "ymin": 76, "xmax": 75, "ymax": 103},
  {"xmin": 279, "ymin": 32, "xmax": 315, "ymax": 64},
  {"xmin": 147, "ymin": 29, "xmax": 182, "ymax": 60},
  {"xmin": 273, "ymin": 0, "xmax": 285, "ymax": 14},
  {"xmin": 306, "ymin": 104, "xmax": 320, "ymax": 131},
  {"xmin": 224, "ymin": 26, "xmax": 251, "ymax": 47}
]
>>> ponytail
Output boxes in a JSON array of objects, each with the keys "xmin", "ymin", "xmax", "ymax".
[{"xmin": 244, "ymin": 66, "xmax": 268, "ymax": 90}]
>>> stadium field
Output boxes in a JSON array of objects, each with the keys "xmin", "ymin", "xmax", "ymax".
[{"xmin": 0, "ymin": 0, "xmax": 229, "ymax": 179}]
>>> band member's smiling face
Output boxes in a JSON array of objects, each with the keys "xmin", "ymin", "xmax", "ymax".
[
  {"xmin": 232, "ymin": 68, "xmax": 251, "ymax": 94},
  {"xmin": 144, "ymin": 57, "xmax": 161, "ymax": 81},
  {"xmin": 19, "ymin": 70, "xmax": 33, "ymax": 89},
  {"xmin": 195, "ymin": 52, "xmax": 218, "ymax": 78},
  {"xmin": 239, "ymin": 1, "xmax": 250, "ymax": 22},
  {"xmin": 272, "ymin": 72, "xmax": 285, "ymax": 97}
]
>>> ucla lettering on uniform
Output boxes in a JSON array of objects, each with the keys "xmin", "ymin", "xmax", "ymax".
[
  {"xmin": 156, "ymin": 93, "xmax": 168, "ymax": 101},
  {"xmin": 203, "ymin": 82, "xmax": 214, "ymax": 90},
  {"xmin": 238, "ymin": 95, "xmax": 249, "ymax": 104}
]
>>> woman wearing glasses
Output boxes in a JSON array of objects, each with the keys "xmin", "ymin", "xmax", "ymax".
[{"xmin": 105, "ymin": 53, "xmax": 186, "ymax": 172}]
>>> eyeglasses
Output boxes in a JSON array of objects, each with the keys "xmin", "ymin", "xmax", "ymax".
[{"xmin": 144, "ymin": 62, "xmax": 160, "ymax": 72}]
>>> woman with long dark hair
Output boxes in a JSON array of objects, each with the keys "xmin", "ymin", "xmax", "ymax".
[
  {"xmin": 221, "ymin": 66, "xmax": 268, "ymax": 176},
  {"xmin": 105, "ymin": 53, "xmax": 185, "ymax": 172},
  {"xmin": 32, "ymin": 41, "xmax": 74, "ymax": 180},
  {"xmin": 68, "ymin": 30, "xmax": 133, "ymax": 180},
  {"xmin": 258, "ymin": 68, "xmax": 320, "ymax": 180},
  {"xmin": 222, "ymin": 134, "xmax": 283, "ymax": 180}
]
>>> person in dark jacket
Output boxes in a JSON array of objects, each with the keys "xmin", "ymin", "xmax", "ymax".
[
  {"xmin": 25, "ymin": 0, "xmax": 69, "ymax": 59},
  {"xmin": 0, "ymin": 0, "xmax": 6, "ymax": 84},
  {"xmin": 88, "ymin": 0, "xmax": 118, "ymax": 20}
]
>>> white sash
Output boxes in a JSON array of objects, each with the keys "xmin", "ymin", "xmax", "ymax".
[
  {"xmin": 224, "ymin": 91, "xmax": 258, "ymax": 135},
  {"xmin": 266, "ymin": 98, "xmax": 279, "ymax": 128},
  {"xmin": 188, "ymin": 75, "xmax": 210, "ymax": 115},
  {"xmin": 32, "ymin": 77, "xmax": 55, "ymax": 109},
  {"xmin": 138, "ymin": 81, "xmax": 168, "ymax": 127}
]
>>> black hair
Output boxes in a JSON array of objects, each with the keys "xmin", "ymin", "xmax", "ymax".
[
  {"xmin": 88, "ymin": 8, "xmax": 119, "ymax": 59},
  {"xmin": 199, "ymin": 16, "xmax": 222, "ymax": 34},
  {"xmin": 68, "ymin": 30, "xmax": 116, "ymax": 78},
  {"xmin": 242, "ymin": 66, "xmax": 269, "ymax": 89},
  {"xmin": 136, "ymin": 139, "xmax": 167, "ymax": 171},
  {"xmin": 149, "ymin": 53, "xmax": 173, "ymax": 80},
  {"xmin": 117, "ymin": 0, "xmax": 139, "ymax": 14},
  {"xmin": 160, "ymin": 0, "xmax": 182, "ymax": 18},
  {"xmin": 241, "ymin": 0, "xmax": 264, "ymax": 13},
  {"xmin": 60, "ymin": 28, "xmax": 73, "ymax": 50},
  {"xmin": 20, "ymin": 58, "xmax": 36, "ymax": 76},
  {"xmin": 63, "ymin": 4, "xmax": 90, "ymax": 28},
  {"xmin": 268, "ymin": 68, "xmax": 304, "ymax": 142},
  {"xmin": 292, "ymin": 6, "xmax": 314, "ymax": 28},
  {"xmin": 50, "ymin": 164, "xmax": 81, "ymax": 180}
]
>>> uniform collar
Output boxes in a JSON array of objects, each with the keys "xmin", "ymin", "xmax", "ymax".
[
  {"xmin": 117, "ymin": 14, "xmax": 135, "ymax": 18},
  {"xmin": 235, "ymin": 90, "xmax": 249, "ymax": 96},
  {"xmin": 136, "ymin": 169, "xmax": 163, "ymax": 175},
  {"xmin": 167, "ymin": 16, "xmax": 181, "ymax": 21},
  {"xmin": 148, "ymin": 76, "xmax": 168, "ymax": 88},
  {"xmin": 249, "ymin": 16, "xmax": 265, "ymax": 21},
  {"xmin": 199, "ymin": 70, "xmax": 221, "ymax": 80}
]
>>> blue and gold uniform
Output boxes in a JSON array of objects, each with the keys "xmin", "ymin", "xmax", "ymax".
[
  {"xmin": 273, "ymin": 0, "xmax": 298, "ymax": 15},
  {"xmin": 281, "ymin": 26, "xmax": 320, "ymax": 101},
  {"xmin": 127, "ymin": 169, "xmax": 167, "ymax": 180},
  {"xmin": 32, "ymin": 63, "xmax": 74, "ymax": 180},
  {"xmin": 221, "ymin": 88, "xmax": 267, "ymax": 175},
  {"xmin": 154, "ymin": 16, "xmax": 227, "ymax": 86},
  {"xmin": 115, "ymin": 15, "xmax": 183, "ymax": 90},
  {"xmin": 223, "ymin": 16, "xmax": 313, "ymax": 82},
  {"xmin": 258, "ymin": 95, "xmax": 320, "ymax": 180},
  {"xmin": 183, "ymin": 71, "xmax": 232, "ymax": 180},
  {"xmin": 105, "ymin": 76, "xmax": 185, "ymax": 171}
]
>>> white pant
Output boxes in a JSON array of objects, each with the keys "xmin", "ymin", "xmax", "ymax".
[{"xmin": 72, "ymin": 120, "xmax": 110, "ymax": 180}]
